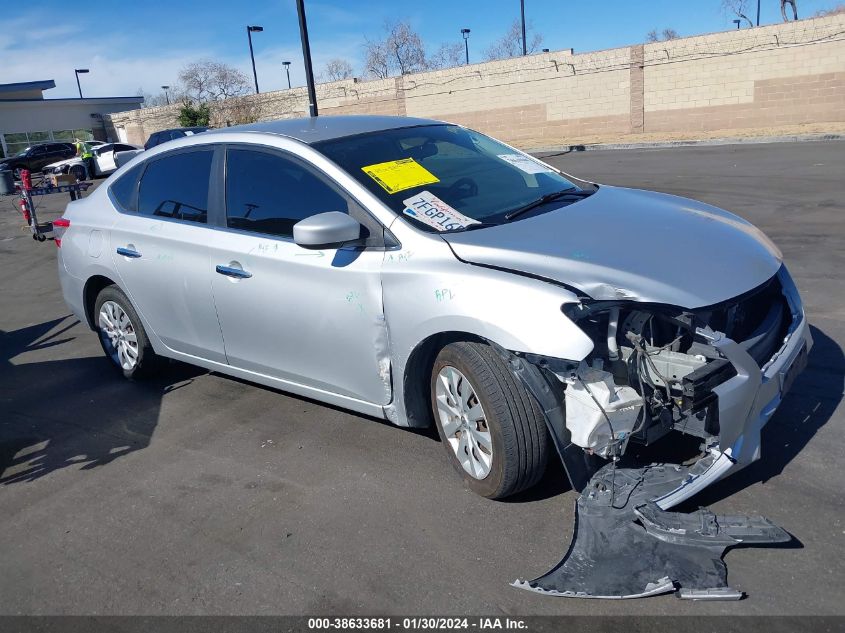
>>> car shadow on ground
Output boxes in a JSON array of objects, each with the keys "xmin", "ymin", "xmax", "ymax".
[{"xmin": 0, "ymin": 316, "xmax": 205, "ymax": 485}]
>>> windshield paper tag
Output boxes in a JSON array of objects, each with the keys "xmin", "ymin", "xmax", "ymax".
[
  {"xmin": 402, "ymin": 191, "xmax": 480, "ymax": 232},
  {"xmin": 497, "ymin": 153, "xmax": 553, "ymax": 174},
  {"xmin": 362, "ymin": 158, "xmax": 440, "ymax": 194}
]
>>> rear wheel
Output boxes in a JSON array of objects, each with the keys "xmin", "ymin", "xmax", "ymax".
[
  {"xmin": 94, "ymin": 285, "xmax": 159, "ymax": 379},
  {"xmin": 430, "ymin": 341, "xmax": 549, "ymax": 499}
]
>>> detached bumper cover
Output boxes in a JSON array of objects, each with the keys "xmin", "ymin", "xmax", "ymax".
[{"xmin": 513, "ymin": 468, "xmax": 790, "ymax": 599}]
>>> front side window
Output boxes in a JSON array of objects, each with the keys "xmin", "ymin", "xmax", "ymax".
[
  {"xmin": 314, "ymin": 124, "xmax": 591, "ymax": 232},
  {"xmin": 137, "ymin": 150, "xmax": 213, "ymax": 224},
  {"xmin": 225, "ymin": 148, "xmax": 350, "ymax": 238}
]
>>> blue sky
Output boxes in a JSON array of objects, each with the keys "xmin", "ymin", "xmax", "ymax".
[{"xmin": 2, "ymin": 0, "xmax": 839, "ymax": 98}]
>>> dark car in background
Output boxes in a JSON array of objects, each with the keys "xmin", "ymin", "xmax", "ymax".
[
  {"xmin": 0, "ymin": 142, "xmax": 76, "ymax": 178},
  {"xmin": 143, "ymin": 127, "xmax": 209, "ymax": 150}
]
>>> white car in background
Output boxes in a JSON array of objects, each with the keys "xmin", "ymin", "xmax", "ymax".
[{"xmin": 43, "ymin": 142, "xmax": 141, "ymax": 180}]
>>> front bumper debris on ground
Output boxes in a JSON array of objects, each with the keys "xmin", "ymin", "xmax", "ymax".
[{"xmin": 512, "ymin": 462, "xmax": 790, "ymax": 599}]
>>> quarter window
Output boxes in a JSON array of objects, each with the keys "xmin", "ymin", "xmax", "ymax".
[
  {"xmin": 225, "ymin": 149, "xmax": 350, "ymax": 238},
  {"xmin": 110, "ymin": 163, "xmax": 144, "ymax": 212},
  {"xmin": 137, "ymin": 150, "xmax": 213, "ymax": 224}
]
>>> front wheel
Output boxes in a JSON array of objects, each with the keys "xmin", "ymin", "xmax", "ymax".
[
  {"xmin": 94, "ymin": 285, "xmax": 159, "ymax": 379},
  {"xmin": 430, "ymin": 341, "xmax": 549, "ymax": 499},
  {"xmin": 70, "ymin": 164, "xmax": 86, "ymax": 182}
]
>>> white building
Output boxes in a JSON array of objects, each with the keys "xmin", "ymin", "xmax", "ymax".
[{"xmin": 0, "ymin": 80, "xmax": 143, "ymax": 158}]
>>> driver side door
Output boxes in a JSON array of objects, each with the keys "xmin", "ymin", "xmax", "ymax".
[
  {"xmin": 27, "ymin": 145, "xmax": 48, "ymax": 170},
  {"xmin": 94, "ymin": 145, "xmax": 117, "ymax": 175}
]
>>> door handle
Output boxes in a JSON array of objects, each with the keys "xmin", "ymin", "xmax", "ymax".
[
  {"xmin": 216, "ymin": 265, "xmax": 252, "ymax": 279},
  {"xmin": 116, "ymin": 247, "xmax": 141, "ymax": 258}
]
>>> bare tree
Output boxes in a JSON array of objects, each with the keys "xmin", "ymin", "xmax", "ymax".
[
  {"xmin": 136, "ymin": 87, "xmax": 172, "ymax": 108},
  {"xmin": 484, "ymin": 19, "xmax": 544, "ymax": 60},
  {"xmin": 364, "ymin": 39, "xmax": 391, "ymax": 78},
  {"xmin": 428, "ymin": 42, "xmax": 464, "ymax": 70},
  {"xmin": 781, "ymin": 0, "xmax": 798, "ymax": 20},
  {"xmin": 212, "ymin": 95, "xmax": 262, "ymax": 127},
  {"xmin": 646, "ymin": 28, "xmax": 681, "ymax": 42},
  {"xmin": 363, "ymin": 20, "xmax": 428, "ymax": 78},
  {"xmin": 721, "ymin": 0, "xmax": 755, "ymax": 27},
  {"xmin": 323, "ymin": 58, "xmax": 354, "ymax": 82},
  {"xmin": 178, "ymin": 60, "xmax": 251, "ymax": 102},
  {"xmin": 815, "ymin": 2, "xmax": 845, "ymax": 15}
]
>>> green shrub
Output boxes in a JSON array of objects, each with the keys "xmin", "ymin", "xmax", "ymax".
[{"xmin": 177, "ymin": 102, "xmax": 211, "ymax": 127}]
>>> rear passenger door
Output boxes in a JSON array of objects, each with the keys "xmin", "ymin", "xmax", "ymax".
[
  {"xmin": 109, "ymin": 146, "xmax": 226, "ymax": 362},
  {"xmin": 206, "ymin": 146, "xmax": 391, "ymax": 404}
]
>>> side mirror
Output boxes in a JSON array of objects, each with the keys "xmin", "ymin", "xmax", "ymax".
[{"xmin": 293, "ymin": 211, "xmax": 362, "ymax": 249}]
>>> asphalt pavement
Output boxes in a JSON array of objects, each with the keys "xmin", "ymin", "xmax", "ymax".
[{"xmin": 1, "ymin": 141, "xmax": 843, "ymax": 615}]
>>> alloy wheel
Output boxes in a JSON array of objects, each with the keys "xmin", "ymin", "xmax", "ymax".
[
  {"xmin": 98, "ymin": 300, "xmax": 139, "ymax": 370},
  {"xmin": 435, "ymin": 366, "xmax": 493, "ymax": 479}
]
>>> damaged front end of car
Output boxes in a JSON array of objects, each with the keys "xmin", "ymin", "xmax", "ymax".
[{"xmin": 505, "ymin": 265, "xmax": 812, "ymax": 599}]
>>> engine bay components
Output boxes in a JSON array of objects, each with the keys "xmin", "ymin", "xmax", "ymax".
[{"xmin": 563, "ymin": 362, "xmax": 642, "ymax": 458}]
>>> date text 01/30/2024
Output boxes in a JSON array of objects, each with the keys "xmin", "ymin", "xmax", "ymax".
[{"xmin": 307, "ymin": 617, "xmax": 528, "ymax": 630}]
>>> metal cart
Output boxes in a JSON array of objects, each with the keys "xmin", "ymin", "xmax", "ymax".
[{"xmin": 16, "ymin": 181, "xmax": 92, "ymax": 242}]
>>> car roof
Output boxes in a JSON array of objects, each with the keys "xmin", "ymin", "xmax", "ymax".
[{"xmin": 203, "ymin": 115, "xmax": 445, "ymax": 145}]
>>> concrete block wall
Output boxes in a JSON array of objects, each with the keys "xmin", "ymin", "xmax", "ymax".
[
  {"xmin": 642, "ymin": 16, "xmax": 845, "ymax": 132},
  {"xmin": 105, "ymin": 14, "xmax": 845, "ymax": 149}
]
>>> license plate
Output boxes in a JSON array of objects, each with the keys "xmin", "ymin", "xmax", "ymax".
[{"xmin": 780, "ymin": 341, "xmax": 808, "ymax": 394}]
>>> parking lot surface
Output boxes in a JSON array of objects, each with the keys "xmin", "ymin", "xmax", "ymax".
[{"xmin": 1, "ymin": 142, "xmax": 843, "ymax": 615}]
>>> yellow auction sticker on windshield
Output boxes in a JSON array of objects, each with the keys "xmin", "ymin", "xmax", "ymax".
[{"xmin": 361, "ymin": 158, "xmax": 439, "ymax": 194}]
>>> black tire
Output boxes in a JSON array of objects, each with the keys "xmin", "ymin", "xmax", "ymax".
[
  {"xmin": 430, "ymin": 341, "xmax": 549, "ymax": 499},
  {"xmin": 70, "ymin": 164, "xmax": 86, "ymax": 182},
  {"xmin": 94, "ymin": 285, "xmax": 160, "ymax": 379}
]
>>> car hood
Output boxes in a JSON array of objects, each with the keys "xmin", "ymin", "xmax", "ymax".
[
  {"xmin": 441, "ymin": 185, "xmax": 782, "ymax": 308},
  {"xmin": 44, "ymin": 157, "xmax": 81, "ymax": 169}
]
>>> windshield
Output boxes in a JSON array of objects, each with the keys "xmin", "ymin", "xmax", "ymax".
[
  {"xmin": 314, "ymin": 125, "xmax": 591, "ymax": 232},
  {"xmin": 15, "ymin": 147, "xmax": 31, "ymax": 157}
]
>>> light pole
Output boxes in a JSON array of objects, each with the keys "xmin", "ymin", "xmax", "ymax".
[
  {"xmin": 283, "ymin": 61, "xmax": 292, "ymax": 89},
  {"xmin": 756, "ymin": 0, "xmax": 761, "ymax": 25},
  {"xmin": 74, "ymin": 69, "xmax": 89, "ymax": 99},
  {"xmin": 461, "ymin": 28, "xmax": 471, "ymax": 65},
  {"xmin": 161, "ymin": 85, "xmax": 170, "ymax": 105},
  {"xmin": 295, "ymin": 0, "xmax": 318, "ymax": 117},
  {"xmin": 520, "ymin": 0, "xmax": 527, "ymax": 56},
  {"xmin": 246, "ymin": 25, "xmax": 264, "ymax": 94},
  {"xmin": 733, "ymin": 19, "xmax": 742, "ymax": 29}
]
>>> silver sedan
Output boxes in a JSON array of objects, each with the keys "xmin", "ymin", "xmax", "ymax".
[{"xmin": 54, "ymin": 115, "xmax": 811, "ymax": 504}]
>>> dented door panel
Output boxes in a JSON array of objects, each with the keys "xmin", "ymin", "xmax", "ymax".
[{"xmin": 208, "ymin": 231, "xmax": 391, "ymax": 405}]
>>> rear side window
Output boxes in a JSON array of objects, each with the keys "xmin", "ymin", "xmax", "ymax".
[
  {"xmin": 137, "ymin": 150, "xmax": 213, "ymax": 224},
  {"xmin": 109, "ymin": 163, "xmax": 144, "ymax": 211},
  {"xmin": 225, "ymin": 149, "xmax": 349, "ymax": 238}
]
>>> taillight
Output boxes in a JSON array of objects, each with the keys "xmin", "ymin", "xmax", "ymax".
[{"xmin": 53, "ymin": 217, "xmax": 70, "ymax": 247}]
